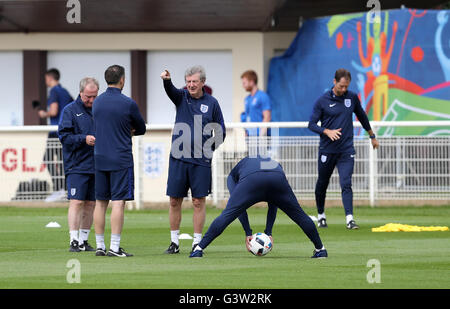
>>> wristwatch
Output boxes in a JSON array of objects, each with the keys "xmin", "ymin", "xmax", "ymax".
[{"xmin": 369, "ymin": 134, "xmax": 376, "ymax": 139}]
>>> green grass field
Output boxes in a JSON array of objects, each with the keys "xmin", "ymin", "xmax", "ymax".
[{"xmin": 0, "ymin": 205, "xmax": 449, "ymax": 289}]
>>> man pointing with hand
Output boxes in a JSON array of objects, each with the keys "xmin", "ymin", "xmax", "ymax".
[
  {"xmin": 161, "ymin": 66, "xmax": 226, "ymax": 255},
  {"xmin": 308, "ymin": 69, "xmax": 379, "ymax": 230}
]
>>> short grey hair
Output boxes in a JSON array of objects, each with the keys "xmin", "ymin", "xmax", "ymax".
[
  {"xmin": 185, "ymin": 65, "xmax": 206, "ymax": 82},
  {"xmin": 79, "ymin": 77, "xmax": 100, "ymax": 92}
]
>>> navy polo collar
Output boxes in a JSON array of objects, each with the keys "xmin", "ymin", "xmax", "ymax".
[
  {"xmin": 330, "ymin": 86, "xmax": 348, "ymax": 99},
  {"xmin": 75, "ymin": 95, "xmax": 84, "ymax": 104},
  {"xmin": 106, "ymin": 87, "xmax": 122, "ymax": 93},
  {"xmin": 50, "ymin": 84, "xmax": 62, "ymax": 92}
]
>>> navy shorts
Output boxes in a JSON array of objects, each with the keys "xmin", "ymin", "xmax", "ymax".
[
  {"xmin": 166, "ymin": 157, "xmax": 211, "ymax": 198},
  {"xmin": 95, "ymin": 167, "xmax": 134, "ymax": 201},
  {"xmin": 66, "ymin": 173, "xmax": 95, "ymax": 201}
]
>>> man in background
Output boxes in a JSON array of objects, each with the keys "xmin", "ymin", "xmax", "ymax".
[
  {"xmin": 39, "ymin": 68, "xmax": 73, "ymax": 201},
  {"xmin": 58, "ymin": 77, "xmax": 98, "ymax": 252},
  {"xmin": 241, "ymin": 70, "xmax": 271, "ymax": 137},
  {"xmin": 93, "ymin": 65, "xmax": 146, "ymax": 257},
  {"xmin": 308, "ymin": 68, "xmax": 379, "ymax": 229}
]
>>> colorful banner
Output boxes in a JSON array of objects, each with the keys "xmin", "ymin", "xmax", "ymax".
[{"xmin": 268, "ymin": 9, "xmax": 450, "ymax": 136}]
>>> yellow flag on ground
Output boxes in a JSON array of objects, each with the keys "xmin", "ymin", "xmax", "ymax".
[{"xmin": 372, "ymin": 223, "xmax": 449, "ymax": 232}]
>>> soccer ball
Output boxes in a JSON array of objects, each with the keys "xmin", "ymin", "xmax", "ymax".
[{"xmin": 249, "ymin": 232, "xmax": 273, "ymax": 256}]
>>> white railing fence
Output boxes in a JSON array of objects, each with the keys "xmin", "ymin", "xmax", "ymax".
[
  {"xmin": 1, "ymin": 121, "xmax": 449, "ymax": 207},
  {"xmin": 204, "ymin": 121, "xmax": 450, "ymax": 207}
]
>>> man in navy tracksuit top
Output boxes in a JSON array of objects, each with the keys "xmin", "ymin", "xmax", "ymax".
[
  {"xmin": 93, "ymin": 65, "xmax": 146, "ymax": 257},
  {"xmin": 308, "ymin": 69, "xmax": 379, "ymax": 230},
  {"xmin": 190, "ymin": 156, "xmax": 327, "ymax": 258},
  {"xmin": 58, "ymin": 77, "xmax": 99, "ymax": 253},
  {"xmin": 160, "ymin": 66, "xmax": 226, "ymax": 254},
  {"xmin": 39, "ymin": 68, "xmax": 74, "ymax": 194}
]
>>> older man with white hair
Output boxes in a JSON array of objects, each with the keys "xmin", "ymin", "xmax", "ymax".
[
  {"xmin": 58, "ymin": 77, "xmax": 99, "ymax": 252},
  {"xmin": 161, "ymin": 65, "xmax": 226, "ymax": 255}
]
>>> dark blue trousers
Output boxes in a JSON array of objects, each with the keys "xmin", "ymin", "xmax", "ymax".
[
  {"xmin": 315, "ymin": 151, "xmax": 355, "ymax": 216},
  {"xmin": 198, "ymin": 171, "xmax": 323, "ymax": 250}
]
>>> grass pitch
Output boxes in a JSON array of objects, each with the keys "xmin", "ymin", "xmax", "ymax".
[{"xmin": 0, "ymin": 205, "xmax": 449, "ymax": 289}]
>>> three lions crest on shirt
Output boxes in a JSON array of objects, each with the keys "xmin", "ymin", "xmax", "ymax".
[
  {"xmin": 200, "ymin": 104, "xmax": 209, "ymax": 113},
  {"xmin": 344, "ymin": 99, "xmax": 351, "ymax": 108}
]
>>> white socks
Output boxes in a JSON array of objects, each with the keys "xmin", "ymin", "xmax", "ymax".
[
  {"xmin": 96, "ymin": 234, "xmax": 105, "ymax": 250},
  {"xmin": 170, "ymin": 231, "xmax": 202, "ymax": 248},
  {"xmin": 79, "ymin": 229, "xmax": 90, "ymax": 244},
  {"xmin": 318, "ymin": 213, "xmax": 355, "ymax": 224},
  {"xmin": 346, "ymin": 214, "xmax": 354, "ymax": 224},
  {"xmin": 94, "ymin": 234, "xmax": 121, "ymax": 252},
  {"xmin": 193, "ymin": 233, "xmax": 202, "ymax": 246},
  {"xmin": 70, "ymin": 229, "xmax": 91, "ymax": 244},
  {"xmin": 171, "ymin": 230, "xmax": 180, "ymax": 246},
  {"xmin": 69, "ymin": 230, "xmax": 78, "ymax": 243},
  {"xmin": 110, "ymin": 234, "xmax": 121, "ymax": 252}
]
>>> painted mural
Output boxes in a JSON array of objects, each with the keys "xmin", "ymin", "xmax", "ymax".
[{"xmin": 267, "ymin": 9, "xmax": 450, "ymax": 136}]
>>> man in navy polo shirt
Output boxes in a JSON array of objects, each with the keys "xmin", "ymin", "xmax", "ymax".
[
  {"xmin": 93, "ymin": 65, "xmax": 146, "ymax": 257},
  {"xmin": 308, "ymin": 68, "xmax": 379, "ymax": 230},
  {"xmin": 39, "ymin": 68, "xmax": 73, "ymax": 197},
  {"xmin": 58, "ymin": 77, "xmax": 98, "ymax": 252},
  {"xmin": 161, "ymin": 66, "xmax": 226, "ymax": 254},
  {"xmin": 39, "ymin": 68, "xmax": 73, "ymax": 128}
]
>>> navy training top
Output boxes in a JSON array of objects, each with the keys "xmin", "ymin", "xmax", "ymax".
[
  {"xmin": 164, "ymin": 79, "xmax": 226, "ymax": 167},
  {"xmin": 47, "ymin": 84, "xmax": 73, "ymax": 126},
  {"xmin": 227, "ymin": 156, "xmax": 284, "ymax": 190},
  {"xmin": 93, "ymin": 87, "xmax": 146, "ymax": 171},
  {"xmin": 58, "ymin": 96, "xmax": 95, "ymax": 175},
  {"xmin": 227, "ymin": 156, "xmax": 281, "ymax": 236},
  {"xmin": 308, "ymin": 88, "xmax": 372, "ymax": 154}
]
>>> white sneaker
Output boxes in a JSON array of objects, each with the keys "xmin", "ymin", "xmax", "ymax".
[{"xmin": 45, "ymin": 189, "xmax": 67, "ymax": 202}]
